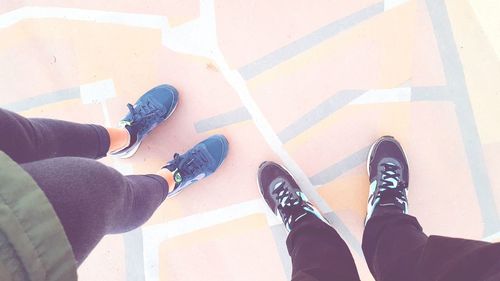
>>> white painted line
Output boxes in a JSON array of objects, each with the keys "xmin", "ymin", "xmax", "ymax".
[
  {"xmin": 384, "ymin": 0, "xmax": 410, "ymax": 11},
  {"xmin": 0, "ymin": 3, "xmax": 358, "ymax": 279},
  {"xmin": 0, "ymin": 1, "xmax": 335, "ymax": 214},
  {"xmin": 112, "ymin": 162, "xmax": 135, "ymax": 175},
  {"xmin": 143, "ymin": 2, "xmax": 333, "ymax": 278},
  {"xmin": 161, "ymin": 0, "xmax": 217, "ymax": 58},
  {"xmin": 0, "ymin": 6, "xmax": 166, "ymax": 29},
  {"xmin": 80, "ymin": 79, "xmax": 116, "ymax": 104},
  {"xmin": 88, "ymin": 80, "xmax": 128, "ymax": 174},
  {"xmin": 143, "ymin": 199, "xmax": 281, "ymax": 239},
  {"xmin": 142, "ymin": 199, "xmax": 282, "ymax": 281},
  {"xmin": 349, "ymin": 87, "xmax": 411, "ymax": 104},
  {"xmin": 483, "ymin": 231, "xmax": 500, "ymax": 243},
  {"xmin": 100, "ymin": 101, "xmax": 112, "ymax": 128},
  {"xmin": 160, "ymin": 0, "xmax": 330, "ymax": 212}
]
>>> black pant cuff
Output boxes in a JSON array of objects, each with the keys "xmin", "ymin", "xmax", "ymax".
[{"xmin": 89, "ymin": 124, "xmax": 110, "ymax": 159}]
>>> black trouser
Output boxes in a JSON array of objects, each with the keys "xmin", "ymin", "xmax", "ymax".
[
  {"xmin": 288, "ymin": 213, "xmax": 500, "ymax": 281},
  {"xmin": 0, "ymin": 108, "xmax": 169, "ymax": 265}
]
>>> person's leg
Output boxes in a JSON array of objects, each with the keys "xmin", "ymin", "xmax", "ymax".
[
  {"xmin": 258, "ymin": 162, "xmax": 360, "ymax": 281},
  {"xmin": 362, "ymin": 214, "xmax": 427, "ymax": 281},
  {"xmin": 0, "ymin": 84, "xmax": 180, "ymax": 163},
  {"xmin": 4, "ymin": 84, "xmax": 230, "ymax": 265},
  {"xmin": 363, "ymin": 213, "xmax": 500, "ymax": 281},
  {"xmin": 361, "ymin": 136, "xmax": 425, "ymax": 281},
  {"xmin": 416, "ymin": 235, "xmax": 500, "ymax": 281},
  {"xmin": 21, "ymin": 157, "xmax": 168, "ymax": 265},
  {"xmin": 287, "ymin": 216, "xmax": 360, "ymax": 281},
  {"xmin": 362, "ymin": 136, "xmax": 500, "ymax": 281},
  {"xmin": 0, "ymin": 108, "xmax": 111, "ymax": 163},
  {"xmin": 21, "ymin": 134, "xmax": 229, "ymax": 265}
]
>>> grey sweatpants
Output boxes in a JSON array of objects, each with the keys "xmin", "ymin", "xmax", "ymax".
[{"xmin": 0, "ymin": 108, "xmax": 168, "ymax": 265}]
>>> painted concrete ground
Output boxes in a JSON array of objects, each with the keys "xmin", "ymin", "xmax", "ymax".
[{"xmin": 1, "ymin": 0, "xmax": 500, "ymax": 280}]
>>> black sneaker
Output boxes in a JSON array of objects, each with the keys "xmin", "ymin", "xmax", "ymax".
[
  {"xmin": 365, "ymin": 136, "xmax": 409, "ymax": 224},
  {"xmin": 258, "ymin": 161, "xmax": 328, "ymax": 232}
]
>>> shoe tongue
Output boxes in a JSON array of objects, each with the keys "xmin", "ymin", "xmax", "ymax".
[
  {"xmin": 379, "ymin": 196, "xmax": 397, "ymax": 206},
  {"xmin": 378, "ymin": 190, "xmax": 405, "ymax": 209},
  {"xmin": 165, "ymin": 157, "xmax": 176, "ymax": 170},
  {"xmin": 165, "ymin": 151, "xmax": 203, "ymax": 186},
  {"xmin": 164, "ymin": 155, "xmax": 183, "ymax": 178},
  {"xmin": 286, "ymin": 212, "xmax": 310, "ymax": 231}
]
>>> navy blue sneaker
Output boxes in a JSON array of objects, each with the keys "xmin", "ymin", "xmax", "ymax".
[
  {"xmin": 110, "ymin": 84, "xmax": 179, "ymax": 158},
  {"xmin": 365, "ymin": 136, "xmax": 409, "ymax": 225},
  {"xmin": 163, "ymin": 135, "xmax": 229, "ymax": 198},
  {"xmin": 258, "ymin": 161, "xmax": 328, "ymax": 232}
]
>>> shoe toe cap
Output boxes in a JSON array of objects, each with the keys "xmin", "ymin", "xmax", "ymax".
[
  {"xmin": 369, "ymin": 136, "xmax": 409, "ymax": 179},
  {"xmin": 147, "ymin": 84, "xmax": 179, "ymax": 110},
  {"xmin": 202, "ymin": 135, "xmax": 229, "ymax": 169},
  {"xmin": 371, "ymin": 137, "xmax": 406, "ymax": 163},
  {"xmin": 257, "ymin": 161, "xmax": 294, "ymax": 194}
]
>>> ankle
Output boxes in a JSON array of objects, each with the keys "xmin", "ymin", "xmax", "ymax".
[
  {"xmin": 107, "ymin": 127, "xmax": 130, "ymax": 153},
  {"xmin": 156, "ymin": 168, "xmax": 176, "ymax": 193}
]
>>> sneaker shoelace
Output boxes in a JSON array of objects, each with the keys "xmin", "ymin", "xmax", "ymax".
[
  {"xmin": 375, "ymin": 163, "xmax": 407, "ymax": 206},
  {"xmin": 123, "ymin": 102, "xmax": 160, "ymax": 127},
  {"xmin": 273, "ymin": 181, "xmax": 308, "ymax": 229},
  {"xmin": 170, "ymin": 149, "xmax": 210, "ymax": 182}
]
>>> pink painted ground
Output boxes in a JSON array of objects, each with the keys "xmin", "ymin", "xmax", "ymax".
[{"xmin": 1, "ymin": 0, "xmax": 499, "ymax": 280}]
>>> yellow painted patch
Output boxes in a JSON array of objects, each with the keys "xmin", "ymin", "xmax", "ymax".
[
  {"xmin": 159, "ymin": 214, "xmax": 287, "ymax": 281},
  {"xmin": 247, "ymin": 0, "xmax": 417, "ymax": 91},
  {"xmin": 284, "ymin": 102, "xmax": 412, "ymax": 154},
  {"xmin": 469, "ymin": 0, "xmax": 500, "ymax": 61},
  {"xmin": 317, "ymin": 164, "xmax": 368, "ymax": 220},
  {"xmin": 446, "ymin": 0, "xmax": 500, "ymax": 144}
]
